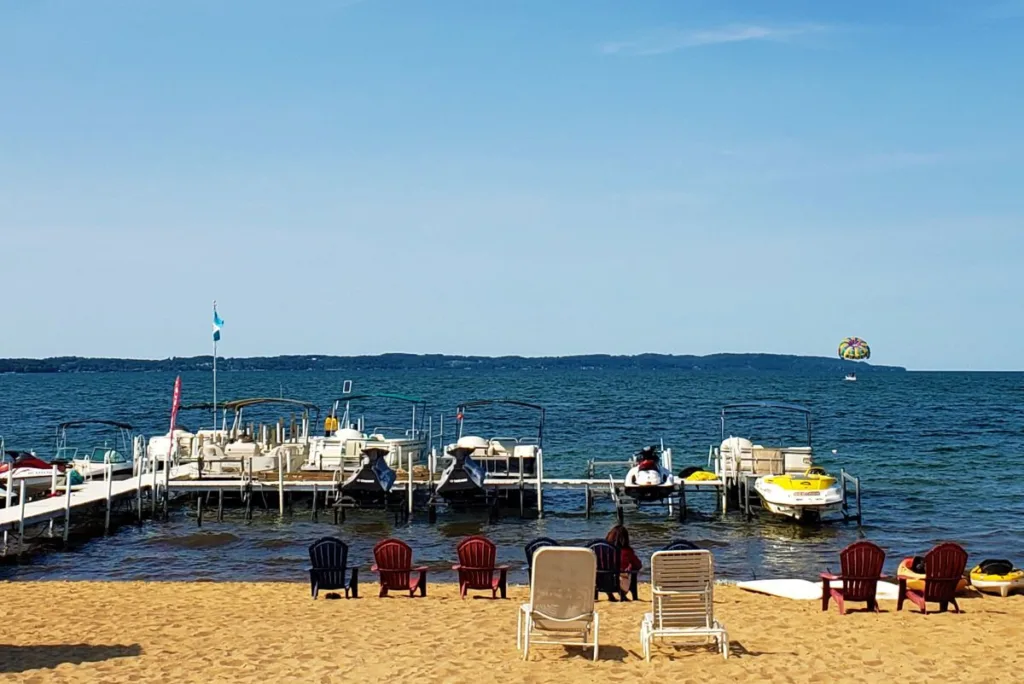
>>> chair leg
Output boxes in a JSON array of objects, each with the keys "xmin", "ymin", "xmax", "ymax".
[
  {"xmin": 951, "ymin": 597, "xmax": 960, "ymax": 614},
  {"xmin": 592, "ymin": 613, "xmax": 599, "ymax": 661},
  {"xmin": 821, "ymin": 580, "xmax": 830, "ymax": 611},
  {"xmin": 836, "ymin": 593, "xmax": 846, "ymax": 616}
]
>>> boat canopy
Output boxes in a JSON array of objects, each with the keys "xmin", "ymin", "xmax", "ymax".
[
  {"xmin": 222, "ymin": 397, "xmax": 320, "ymax": 414},
  {"xmin": 332, "ymin": 393, "xmax": 426, "ymax": 406},
  {"xmin": 455, "ymin": 398, "xmax": 545, "ymax": 445},
  {"xmin": 720, "ymin": 401, "xmax": 812, "ymax": 445},
  {"xmin": 57, "ymin": 419, "xmax": 134, "ymax": 431}
]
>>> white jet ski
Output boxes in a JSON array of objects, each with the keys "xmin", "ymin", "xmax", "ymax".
[{"xmin": 622, "ymin": 445, "xmax": 676, "ymax": 502}]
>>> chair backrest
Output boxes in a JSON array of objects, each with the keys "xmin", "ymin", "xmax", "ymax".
[
  {"xmin": 586, "ymin": 540, "xmax": 621, "ymax": 593},
  {"xmin": 530, "ymin": 547, "xmax": 596, "ymax": 629},
  {"xmin": 374, "ymin": 538, "xmax": 413, "ymax": 589},
  {"xmin": 457, "ymin": 535, "xmax": 497, "ymax": 588},
  {"xmin": 663, "ymin": 539, "xmax": 699, "ymax": 551},
  {"xmin": 650, "ymin": 550, "xmax": 716, "ymax": 630},
  {"xmin": 309, "ymin": 537, "xmax": 349, "ymax": 570},
  {"xmin": 838, "ymin": 540, "xmax": 885, "ymax": 602},
  {"xmin": 525, "ymin": 537, "xmax": 559, "ymax": 571},
  {"xmin": 923, "ymin": 542, "xmax": 968, "ymax": 602}
]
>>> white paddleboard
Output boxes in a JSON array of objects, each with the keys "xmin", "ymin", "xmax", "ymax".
[{"xmin": 737, "ymin": 579, "xmax": 900, "ymax": 601}]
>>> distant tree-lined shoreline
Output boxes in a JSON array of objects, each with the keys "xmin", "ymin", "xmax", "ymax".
[{"xmin": 0, "ymin": 353, "xmax": 904, "ymax": 374}]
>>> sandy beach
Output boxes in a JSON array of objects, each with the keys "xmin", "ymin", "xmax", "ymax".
[{"xmin": 0, "ymin": 581, "xmax": 1020, "ymax": 683}]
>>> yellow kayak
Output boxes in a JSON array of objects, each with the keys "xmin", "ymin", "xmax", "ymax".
[{"xmin": 970, "ymin": 564, "xmax": 1024, "ymax": 597}]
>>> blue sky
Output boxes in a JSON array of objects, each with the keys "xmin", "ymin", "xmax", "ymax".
[{"xmin": 2, "ymin": 0, "xmax": 1022, "ymax": 370}]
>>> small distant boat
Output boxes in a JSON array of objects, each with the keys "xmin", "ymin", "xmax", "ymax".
[
  {"xmin": 844, "ymin": 373, "xmax": 857, "ymax": 382},
  {"xmin": 622, "ymin": 445, "xmax": 675, "ymax": 502},
  {"xmin": 753, "ymin": 466, "xmax": 844, "ymax": 521}
]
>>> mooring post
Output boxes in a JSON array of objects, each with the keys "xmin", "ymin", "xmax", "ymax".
[
  {"xmin": 407, "ymin": 449, "xmax": 413, "ymax": 517},
  {"xmin": 217, "ymin": 489, "xmax": 224, "ymax": 522},
  {"xmin": 163, "ymin": 466, "xmax": 171, "ymax": 521},
  {"xmin": 17, "ymin": 479, "xmax": 27, "ymax": 546},
  {"xmin": 277, "ymin": 454, "xmax": 285, "ymax": 518},
  {"xmin": 311, "ymin": 483, "xmax": 318, "ymax": 521},
  {"xmin": 856, "ymin": 476, "xmax": 862, "ymax": 525},
  {"xmin": 136, "ymin": 457, "xmax": 144, "ymax": 523},
  {"xmin": 63, "ymin": 472, "xmax": 73, "ymax": 543},
  {"xmin": 197, "ymin": 494, "xmax": 203, "ymax": 527},
  {"xmin": 536, "ymin": 449, "xmax": 544, "ymax": 518},
  {"xmin": 104, "ymin": 464, "xmax": 114, "ymax": 535},
  {"xmin": 151, "ymin": 455, "xmax": 159, "ymax": 516}
]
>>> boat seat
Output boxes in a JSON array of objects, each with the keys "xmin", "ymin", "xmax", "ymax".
[
  {"xmin": 513, "ymin": 444, "xmax": 538, "ymax": 460},
  {"xmin": 751, "ymin": 447, "xmax": 784, "ymax": 475}
]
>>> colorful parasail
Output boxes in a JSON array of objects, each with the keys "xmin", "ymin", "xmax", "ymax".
[{"xmin": 838, "ymin": 337, "xmax": 871, "ymax": 361}]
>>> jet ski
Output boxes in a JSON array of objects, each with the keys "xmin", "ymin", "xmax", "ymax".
[
  {"xmin": 753, "ymin": 466, "xmax": 844, "ymax": 521},
  {"xmin": 623, "ymin": 445, "xmax": 676, "ymax": 502},
  {"xmin": 340, "ymin": 445, "xmax": 398, "ymax": 506},
  {"xmin": 436, "ymin": 436, "xmax": 488, "ymax": 504}
]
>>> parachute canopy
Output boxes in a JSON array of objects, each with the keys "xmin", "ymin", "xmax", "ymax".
[{"xmin": 838, "ymin": 337, "xmax": 870, "ymax": 361}]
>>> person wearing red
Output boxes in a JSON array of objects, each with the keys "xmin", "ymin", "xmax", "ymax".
[{"xmin": 606, "ymin": 524, "xmax": 641, "ymax": 595}]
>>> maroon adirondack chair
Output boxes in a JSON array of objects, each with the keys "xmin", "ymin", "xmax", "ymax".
[
  {"xmin": 898, "ymin": 542, "xmax": 968, "ymax": 614},
  {"xmin": 372, "ymin": 539, "xmax": 428, "ymax": 598},
  {"xmin": 821, "ymin": 540, "xmax": 887, "ymax": 614},
  {"xmin": 452, "ymin": 535, "xmax": 509, "ymax": 599}
]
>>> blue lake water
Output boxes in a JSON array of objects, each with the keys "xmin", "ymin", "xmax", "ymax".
[{"xmin": 1, "ymin": 369, "xmax": 1022, "ymax": 582}]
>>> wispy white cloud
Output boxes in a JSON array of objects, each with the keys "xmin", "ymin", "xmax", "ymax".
[{"xmin": 601, "ymin": 23, "xmax": 829, "ymax": 56}]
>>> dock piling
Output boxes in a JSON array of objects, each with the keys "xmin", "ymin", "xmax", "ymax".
[
  {"xmin": 217, "ymin": 489, "xmax": 224, "ymax": 522},
  {"xmin": 277, "ymin": 455, "xmax": 285, "ymax": 518},
  {"xmin": 104, "ymin": 464, "xmax": 113, "ymax": 535},
  {"xmin": 197, "ymin": 495, "xmax": 203, "ymax": 527},
  {"xmin": 311, "ymin": 484, "xmax": 318, "ymax": 521},
  {"xmin": 62, "ymin": 475, "xmax": 72, "ymax": 543},
  {"xmin": 17, "ymin": 479, "xmax": 27, "ymax": 547}
]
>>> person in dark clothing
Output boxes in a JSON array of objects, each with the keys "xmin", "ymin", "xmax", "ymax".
[{"xmin": 606, "ymin": 524, "xmax": 642, "ymax": 594}]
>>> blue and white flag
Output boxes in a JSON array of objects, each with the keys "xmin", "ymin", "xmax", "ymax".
[{"xmin": 213, "ymin": 305, "xmax": 224, "ymax": 342}]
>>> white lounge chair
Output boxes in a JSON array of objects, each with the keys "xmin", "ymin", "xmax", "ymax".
[
  {"xmin": 640, "ymin": 549, "xmax": 729, "ymax": 661},
  {"xmin": 517, "ymin": 547, "xmax": 599, "ymax": 661}
]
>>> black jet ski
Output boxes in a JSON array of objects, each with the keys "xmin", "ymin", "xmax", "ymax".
[
  {"xmin": 436, "ymin": 438, "xmax": 488, "ymax": 504},
  {"xmin": 622, "ymin": 445, "xmax": 675, "ymax": 502},
  {"xmin": 340, "ymin": 445, "xmax": 398, "ymax": 505}
]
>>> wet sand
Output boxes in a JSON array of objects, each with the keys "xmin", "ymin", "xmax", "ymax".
[{"xmin": 0, "ymin": 581, "xmax": 1020, "ymax": 682}]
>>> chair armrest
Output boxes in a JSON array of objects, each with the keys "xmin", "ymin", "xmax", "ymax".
[
  {"xmin": 820, "ymin": 572, "xmax": 841, "ymax": 580},
  {"xmin": 414, "ymin": 566, "xmax": 429, "ymax": 571},
  {"xmin": 452, "ymin": 564, "xmax": 462, "ymax": 571},
  {"xmin": 496, "ymin": 565, "xmax": 511, "ymax": 570},
  {"xmin": 371, "ymin": 564, "xmax": 379, "ymax": 572}
]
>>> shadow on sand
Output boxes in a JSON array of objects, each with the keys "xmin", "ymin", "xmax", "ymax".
[{"xmin": 0, "ymin": 644, "xmax": 142, "ymax": 673}]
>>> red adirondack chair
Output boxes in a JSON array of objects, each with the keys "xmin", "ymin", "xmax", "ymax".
[
  {"xmin": 372, "ymin": 539, "xmax": 428, "ymax": 598},
  {"xmin": 453, "ymin": 535, "xmax": 509, "ymax": 599},
  {"xmin": 821, "ymin": 540, "xmax": 887, "ymax": 614},
  {"xmin": 898, "ymin": 542, "xmax": 968, "ymax": 614}
]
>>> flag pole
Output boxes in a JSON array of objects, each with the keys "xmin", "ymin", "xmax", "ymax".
[{"xmin": 212, "ymin": 300, "xmax": 218, "ymax": 431}]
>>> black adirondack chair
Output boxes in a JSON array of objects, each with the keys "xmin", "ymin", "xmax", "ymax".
[
  {"xmin": 524, "ymin": 537, "xmax": 559, "ymax": 582},
  {"xmin": 587, "ymin": 539, "xmax": 638, "ymax": 601},
  {"xmin": 663, "ymin": 539, "xmax": 699, "ymax": 551},
  {"xmin": 308, "ymin": 537, "xmax": 359, "ymax": 599}
]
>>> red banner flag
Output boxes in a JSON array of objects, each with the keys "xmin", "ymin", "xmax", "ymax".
[{"xmin": 167, "ymin": 376, "xmax": 182, "ymax": 464}]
